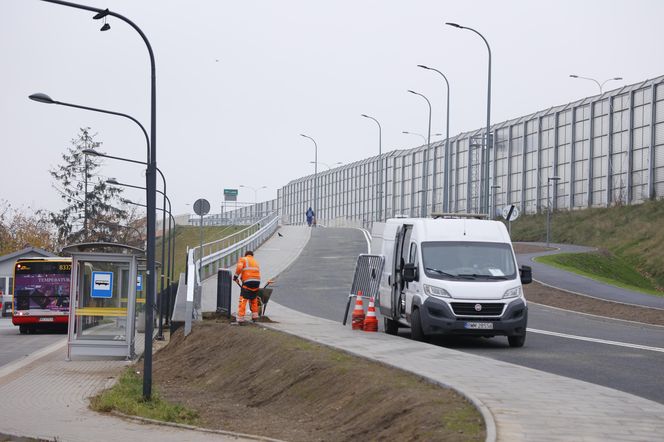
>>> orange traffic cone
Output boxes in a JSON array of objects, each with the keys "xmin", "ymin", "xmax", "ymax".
[
  {"xmin": 363, "ymin": 296, "xmax": 378, "ymax": 332},
  {"xmin": 351, "ymin": 291, "xmax": 365, "ymax": 330}
]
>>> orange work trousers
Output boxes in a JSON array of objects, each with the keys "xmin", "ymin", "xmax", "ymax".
[{"xmin": 237, "ymin": 295, "xmax": 259, "ymax": 321}]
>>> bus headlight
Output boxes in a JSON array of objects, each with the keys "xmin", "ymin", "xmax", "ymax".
[
  {"xmin": 503, "ymin": 286, "xmax": 522, "ymax": 299},
  {"xmin": 424, "ymin": 284, "xmax": 451, "ymax": 298}
]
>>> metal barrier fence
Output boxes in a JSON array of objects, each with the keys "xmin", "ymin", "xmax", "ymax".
[
  {"xmin": 343, "ymin": 254, "xmax": 385, "ymax": 325},
  {"xmin": 183, "ymin": 211, "xmax": 280, "ymax": 335}
]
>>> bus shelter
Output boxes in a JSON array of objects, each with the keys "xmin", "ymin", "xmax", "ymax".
[{"xmin": 62, "ymin": 243, "xmax": 151, "ymax": 360}]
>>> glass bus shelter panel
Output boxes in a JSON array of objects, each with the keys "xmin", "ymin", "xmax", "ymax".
[
  {"xmin": 67, "ymin": 253, "xmax": 138, "ymax": 360},
  {"xmin": 75, "ymin": 261, "xmax": 130, "ymax": 341}
]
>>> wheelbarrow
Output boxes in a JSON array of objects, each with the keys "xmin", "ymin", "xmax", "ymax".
[{"xmin": 234, "ymin": 278, "xmax": 275, "ymax": 317}]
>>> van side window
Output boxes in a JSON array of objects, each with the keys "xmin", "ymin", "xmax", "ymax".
[
  {"xmin": 409, "ymin": 243, "xmax": 418, "ymax": 265},
  {"xmin": 400, "ymin": 226, "xmax": 413, "ymax": 269}
]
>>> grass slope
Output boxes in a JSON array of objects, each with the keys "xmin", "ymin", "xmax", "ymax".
[
  {"xmin": 510, "ymin": 199, "xmax": 664, "ymax": 291},
  {"xmin": 535, "ymin": 252, "xmax": 663, "ymax": 296},
  {"xmin": 156, "ymin": 225, "xmax": 242, "ymax": 281}
]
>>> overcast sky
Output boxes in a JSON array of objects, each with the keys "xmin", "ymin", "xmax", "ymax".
[{"xmin": 3, "ymin": 0, "xmax": 664, "ymax": 217}]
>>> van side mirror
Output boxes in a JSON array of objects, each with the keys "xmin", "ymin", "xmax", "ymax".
[
  {"xmin": 403, "ymin": 263, "xmax": 418, "ymax": 282},
  {"xmin": 520, "ymin": 265, "xmax": 532, "ymax": 285}
]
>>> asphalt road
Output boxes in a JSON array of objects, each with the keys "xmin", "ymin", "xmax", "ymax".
[
  {"xmin": 0, "ymin": 317, "xmax": 65, "ymax": 368},
  {"xmin": 272, "ymin": 227, "xmax": 664, "ymax": 405},
  {"xmin": 270, "ymin": 227, "xmax": 367, "ymax": 323}
]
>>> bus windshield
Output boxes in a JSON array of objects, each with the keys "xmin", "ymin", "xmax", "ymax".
[
  {"xmin": 14, "ymin": 260, "xmax": 71, "ymax": 314},
  {"xmin": 421, "ymin": 241, "xmax": 517, "ymax": 281}
]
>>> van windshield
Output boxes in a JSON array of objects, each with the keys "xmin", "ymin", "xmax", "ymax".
[{"xmin": 421, "ymin": 241, "xmax": 517, "ymax": 281}]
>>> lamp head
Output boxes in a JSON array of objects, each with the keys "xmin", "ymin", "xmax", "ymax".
[
  {"xmin": 92, "ymin": 9, "xmax": 110, "ymax": 20},
  {"xmin": 361, "ymin": 114, "xmax": 369, "ymax": 118},
  {"xmin": 100, "ymin": 23, "xmax": 111, "ymax": 31},
  {"xmin": 81, "ymin": 148, "xmax": 100, "ymax": 156},
  {"xmin": 28, "ymin": 93, "xmax": 55, "ymax": 104},
  {"xmin": 445, "ymin": 22, "xmax": 463, "ymax": 29},
  {"xmin": 569, "ymin": 74, "xmax": 579, "ymax": 78},
  {"xmin": 613, "ymin": 77, "xmax": 623, "ymax": 80},
  {"xmin": 407, "ymin": 89, "xmax": 416, "ymax": 95},
  {"xmin": 106, "ymin": 178, "xmax": 119, "ymax": 185},
  {"xmin": 417, "ymin": 64, "xmax": 430, "ymax": 70}
]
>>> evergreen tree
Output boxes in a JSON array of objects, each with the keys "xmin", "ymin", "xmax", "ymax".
[{"xmin": 49, "ymin": 128, "xmax": 129, "ymax": 245}]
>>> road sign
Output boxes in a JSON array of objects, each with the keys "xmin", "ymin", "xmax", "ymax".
[
  {"xmin": 137, "ymin": 275, "xmax": 143, "ymax": 291},
  {"xmin": 224, "ymin": 189, "xmax": 238, "ymax": 202},
  {"xmin": 193, "ymin": 198, "xmax": 210, "ymax": 216},
  {"xmin": 91, "ymin": 271, "xmax": 113, "ymax": 298},
  {"xmin": 502, "ymin": 205, "xmax": 520, "ymax": 221}
]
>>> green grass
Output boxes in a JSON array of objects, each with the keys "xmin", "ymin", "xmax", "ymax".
[
  {"xmin": 535, "ymin": 252, "xmax": 664, "ymax": 296},
  {"xmin": 156, "ymin": 225, "xmax": 243, "ymax": 282},
  {"xmin": 510, "ymin": 198, "xmax": 664, "ymax": 291},
  {"xmin": 91, "ymin": 368, "xmax": 199, "ymax": 424}
]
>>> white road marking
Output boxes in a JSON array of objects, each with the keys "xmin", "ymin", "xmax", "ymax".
[
  {"xmin": 356, "ymin": 228, "xmax": 371, "ymax": 253},
  {"xmin": 528, "ymin": 328, "xmax": 664, "ymax": 353}
]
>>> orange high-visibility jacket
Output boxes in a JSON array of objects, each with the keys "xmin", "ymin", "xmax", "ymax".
[{"xmin": 235, "ymin": 255, "xmax": 261, "ymax": 290}]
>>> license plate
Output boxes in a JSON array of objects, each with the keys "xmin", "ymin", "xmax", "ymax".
[
  {"xmin": 39, "ymin": 317, "xmax": 54, "ymax": 322},
  {"xmin": 465, "ymin": 322, "xmax": 493, "ymax": 330}
]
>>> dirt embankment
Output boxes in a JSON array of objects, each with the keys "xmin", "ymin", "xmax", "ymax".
[
  {"xmin": 514, "ymin": 243, "xmax": 664, "ymax": 327},
  {"xmin": 152, "ymin": 321, "xmax": 485, "ymax": 442}
]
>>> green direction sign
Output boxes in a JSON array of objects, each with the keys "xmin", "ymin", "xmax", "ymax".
[{"xmin": 224, "ymin": 188, "xmax": 238, "ymax": 201}]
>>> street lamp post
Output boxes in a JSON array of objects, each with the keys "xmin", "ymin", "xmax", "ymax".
[
  {"xmin": 309, "ymin": 161, "xmax": 342, "ymax": 170},
  {"xmin": 418, "ymin": 65, "xmax": 451, "ymax": 213},
  {"xmin": 80, "ymin": 149, "xmax": 169, "ymax": 294},
  {"xmin": 402, "ymin": 131, "xmax": 427, "ymax": 144},
  {"xmin": 32, "ymin": 0, "xmax": 157, "ymax": 400},
  {"xmin": 569, "ymin": 74, "xmax": 623, "ymax": 94},
  {"xmin": 239, "ymin": 184, "xmax": 267, "ymax": 203},
  {"xmin": 106, "ymin": 178, "xmax": 173, "ymax": 339},
  {"xmin": 407, "ymin": 90, "xmax": 432, "ymax": 217},
  {"xmin": 300, "ymin": 134, "xmax": 318, "ymax": 223},
  {"xmin": 490, "ymin": 184, "xmax": 501, "ymax": 219},
  {"xmin": 546, "ymin": 176, "xmax": 561, "ymax": 247},
  {"xmin": 402, "ymin": 131, "xmax": 443, "ymax": 144},
  {"xmin": 239, "ymin": 184, "xmax": 267, "ymax": 219},
  {"xmin": 446, "ymin": 22, "xmax": 492, "ymax": 214},
  {"xmin": 361, "ymin": 114, "xmax": 383, "ymax": 222},
  {"xmin": 96, "ymin": 220, "xmax": 144, "ymax": 245}
]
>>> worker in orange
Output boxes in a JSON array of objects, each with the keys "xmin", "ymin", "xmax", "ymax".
[{"xmin": 233, "ymin": 250, "xmax": 261, "ymax": 323}]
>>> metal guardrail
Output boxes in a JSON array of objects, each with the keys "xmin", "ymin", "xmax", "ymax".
[
  {"xmin": 194, "ymin": 212, "xmax": 279, "ymax": 281},
  {"xmin": 183, "ymin": 211, "xmax": 279, "ymax": 336}
]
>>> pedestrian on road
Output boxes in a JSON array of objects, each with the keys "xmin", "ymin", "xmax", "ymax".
[
  {"xmin": 234, "ymin": 251, "xmax": 261, "ymax": 323},
  {"xmin": 306, "ymin": 207, "xmax": 315, "ymax": 227}
]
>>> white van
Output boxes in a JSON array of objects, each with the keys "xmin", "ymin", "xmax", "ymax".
[{"xmin": 372, "ymin": 214, "xmax": 532, "ymax": 347}]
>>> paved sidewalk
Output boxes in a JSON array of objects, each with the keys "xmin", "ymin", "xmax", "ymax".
[
  {"xmin": 0, "ymin": 343, "xmax": 254, "ymax": 441},
  {"xmin": 200, "ymin": 227, "xmax": 664, "ymax": 442},
  {"xmin": 516, "ymin": 242, "xmax": 664, "ymax": 309}
]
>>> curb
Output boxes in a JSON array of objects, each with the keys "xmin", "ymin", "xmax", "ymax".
[
  {"xmin": 110, "ymin": 411, "xmax": 285, "ymax": 442},
  {"xmin": 0, "ymin": 338, "xmax": 66, "ymax": 380},
  {"xmin": 532, "ymin": 276, "xmax": 664, "ymax": 311},
  {"xmin": 259, "ymin": 320, "xmax": 497, "ymax": 442}
]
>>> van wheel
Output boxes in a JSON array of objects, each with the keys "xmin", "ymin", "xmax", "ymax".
[
  {"xmin": 410, "ymin": 309, "xmax": 427, "ymax": 342},
  {"xmin": 384, "ymin": 317, "xmax": 399, "ymax": 335},
  {"xmin": 508, "ymin": 334, "xmax": 526, "ymax": 348}
]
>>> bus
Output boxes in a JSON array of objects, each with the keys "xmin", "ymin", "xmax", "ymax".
[{"xmin": 12, "ymin": 257, "xmax": 71, "ymax": 334}]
